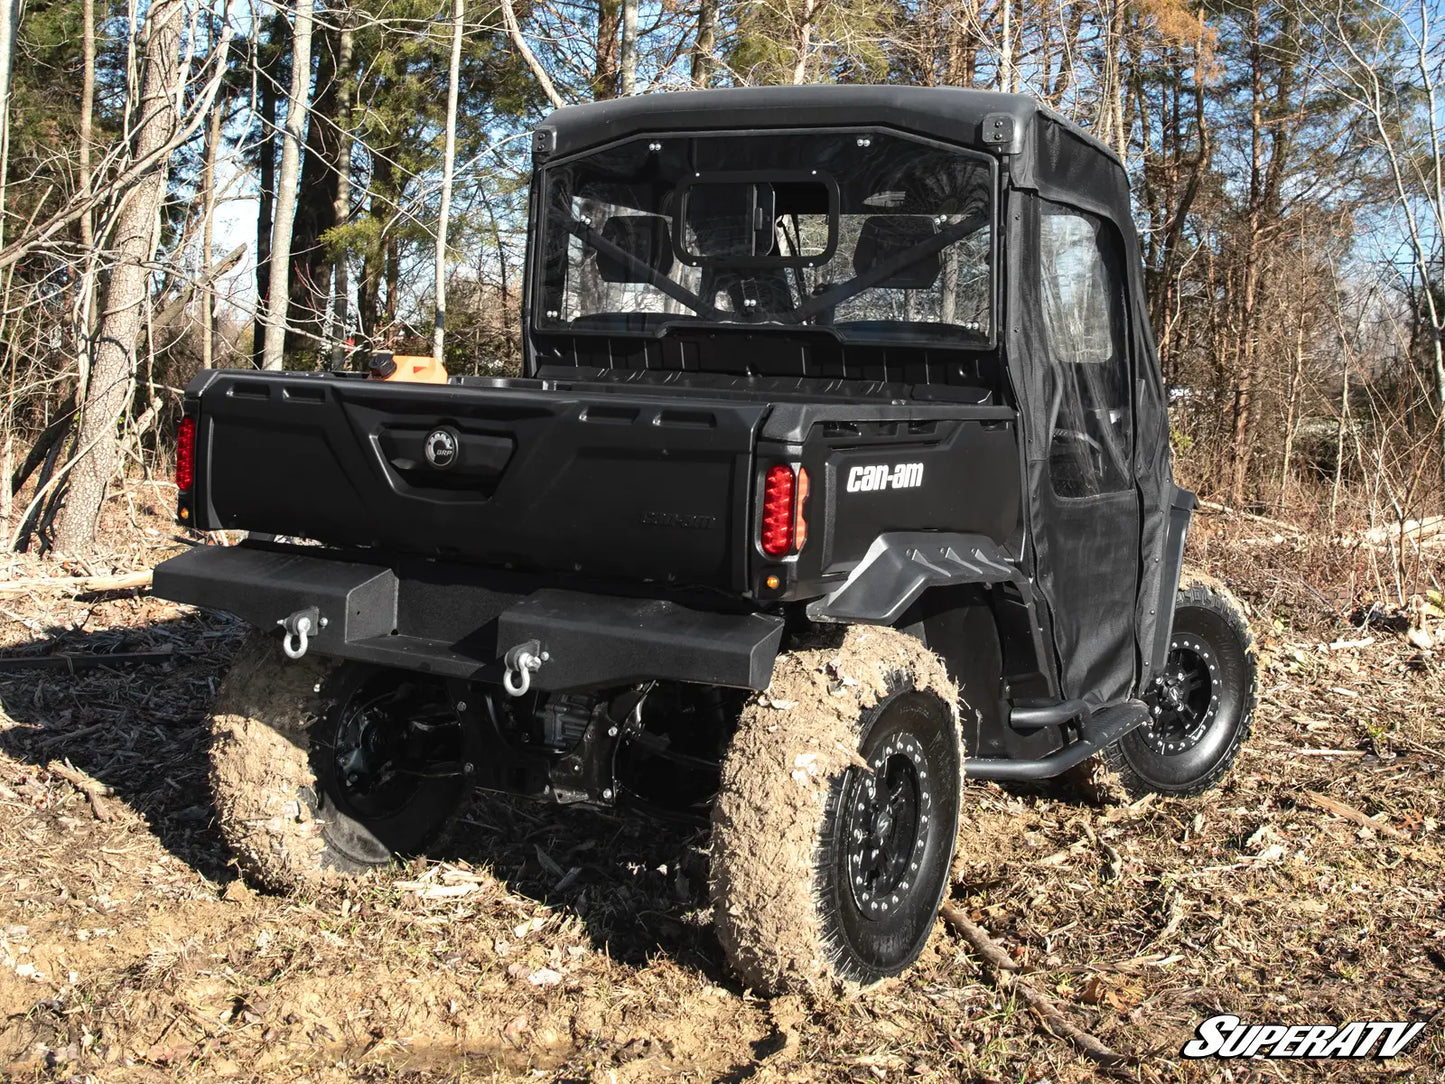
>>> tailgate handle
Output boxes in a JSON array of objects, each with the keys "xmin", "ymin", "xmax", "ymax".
[{"xmin": 380, "ymin": 430, "xmax": 515, "ymax": 479}]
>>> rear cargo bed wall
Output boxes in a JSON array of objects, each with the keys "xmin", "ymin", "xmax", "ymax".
[{"xmin": 190, "ymin": 371, "xmax": 765, "ymax": 592}]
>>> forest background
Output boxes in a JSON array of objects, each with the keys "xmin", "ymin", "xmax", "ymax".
[{"xmin": 1, "ymin": 0, "xmax": 1444, "ymax": 576}]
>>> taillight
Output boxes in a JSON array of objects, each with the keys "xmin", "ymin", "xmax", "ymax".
[
  {"xmin": 176, "ymin": 416, "xmax": 195, "ymax": 492},
  {"xmin": 760, "ymin": 464, "xmax": 809, "ymax": 557}
]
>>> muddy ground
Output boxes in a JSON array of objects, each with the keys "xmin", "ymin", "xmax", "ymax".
[{"xmin": 0, "ymin": 494, "xmax": 1441, "ymax": 1082}]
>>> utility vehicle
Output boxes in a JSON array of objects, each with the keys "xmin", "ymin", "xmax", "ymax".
[{"xmin": 155, "ymin": 86, "xmax": 1257, "ymax": 993}]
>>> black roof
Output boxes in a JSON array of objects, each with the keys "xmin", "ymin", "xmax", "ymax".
[{"xmin": 537, "ymin": 85, "xmax": 1122, "ymax": 171}]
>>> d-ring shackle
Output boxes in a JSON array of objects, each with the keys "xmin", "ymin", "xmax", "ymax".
[
  {"xmin": 278, "ymin": 607, "xmax": 326, "ymax": 660},
  {"xmin": 502, "ymin": 641, "xmax": 548, "ymax": 697}
]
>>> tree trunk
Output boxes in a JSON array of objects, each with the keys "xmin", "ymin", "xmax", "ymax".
[
  {"xmin": 0, "ymin": 0, "xmax": 19, "ymax": 252},
  {"xmin": 53, "ymin": 0, "xmax": 185, "ymax": 552},
  {"xmin": 358, "ymin": 149, "xmax": 395, "ymax": 346},
  {"xmin": 261, "ymin": 0, "xmax": 315, "ymax": 371},
  {"xmin": 692, "ymin": 0, "xmax": 717, "ymax": 87},
  {"xmin": 1229, "ymin": 9, "xmax": 1267, "ymax": 508},
  {"xmin": 434, "ymin": 0, "xmax": 463, "ymax": 366},
  {"xmin": 999, "ymin": 0, "xmax": 1013, "ymax": 92},
  {"xmin": 1277, "ymin": 309, "xmax": 1307, "ymax": 511},
  {"xmin": 79, "ymin": 0, "xmax": 96, "ymax": 251},
  {"xmin": 329, "ymin": 21, "xmax": 354, "ymax": 368},
  {"xmin": 1331, "ymin": 351, "xmax": 1350, "ymax": 525},
  {"xmin": 252, "ymin": 21, "xmax": 280, "ymax": 369},
  {"xmin": 792, "ymin": 0, "xmax": 819, "ymax": 84},
  {"xmin": 620, "ymin": 0, "xmax": 638, "ymax": 95},
  {"xmin": 201, "ymin": 88, "xmax": 221, "ymax": 370},
  {"xmin": 286, "ymin": 20, "xmax": 340, "ymax": 354},
  {"xmin": 595, "ymin": 0, "xmax": 620, "ymax": 99},
  {"xmin": 384, "ymin": 236, "xmax": 399, "ymax": 330}
]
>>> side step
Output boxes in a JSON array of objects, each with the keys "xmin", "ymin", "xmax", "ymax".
[
  {"xmin": 964, "ymin": 700, "xmax": 1149, "ymax": 781},
  {"xmin": 1008, "ymin": 697, "xmax": 1090, "ymax": 730}
]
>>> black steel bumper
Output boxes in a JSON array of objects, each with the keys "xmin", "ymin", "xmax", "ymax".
[{"xmin": 153, "ymin": 544, "xmax": 785, "ymax": 691}]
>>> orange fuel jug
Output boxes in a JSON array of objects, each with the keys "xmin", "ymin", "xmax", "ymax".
[{"xmin": 368, "ymin": 351, "xmax": 449, "ymax": 385}]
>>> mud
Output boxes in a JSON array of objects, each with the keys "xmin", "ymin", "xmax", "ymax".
[
  {"xmin": 208, "ymin": 630, "xmax": 340, "ymax": 891},
  {"xmin": 709, "ymin": 624, "xmax": 959, "ymax": 994}
]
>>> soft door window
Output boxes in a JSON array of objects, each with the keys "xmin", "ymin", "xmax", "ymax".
[{"xmin": 1039, "ymin": 204, "xmax": 1131, "ymax": 497}]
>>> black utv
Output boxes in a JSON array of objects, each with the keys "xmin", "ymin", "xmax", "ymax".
[{"xmin": 155, "ymin": 85, "xmax": 1257, "ymax": 994}]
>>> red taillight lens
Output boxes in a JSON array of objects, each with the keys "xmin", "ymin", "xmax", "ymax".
[
  {"xmin": 761, "ymin": 464, "xmax": 810, "ymax": 557},
  {"xmin": 760, "ymin": 465, "xmax": 795, "ymax": 556},
  {"xmin": 176, "ymin": 416, "xmax": 196, "ymax": 491}
]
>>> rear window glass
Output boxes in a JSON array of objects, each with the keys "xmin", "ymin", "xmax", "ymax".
[{"xmin": 537, "ymin": 131, "xmax": 995, "ymax": 346}]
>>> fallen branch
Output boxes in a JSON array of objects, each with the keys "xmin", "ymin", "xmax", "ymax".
[
  {"xmin": 1302, "ymin": 789, "xmax": 1409, "ymax": 840},
  {"xmin": 47, "ymin": 759, "xmax": 115, "ymax": 822},
  {"xmin": 941, "ymin": 901, "xmax": 1130, "ymax": 1066},
  {"xmin": 0, "ymin": 569, "xmax": 151, "ymax": 597},
  {"xmin": 1196, "ymin": 498, "xmax": 1304, "ymax": 535},
  {"xmin": 1360, "ymin": 515, "xmax": 1445, "ymax": 545}
]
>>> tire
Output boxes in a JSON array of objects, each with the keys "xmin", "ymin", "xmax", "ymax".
[
  {"xmin": 1103, "ymin": 571, "xmax": 1257, "ymax": 799},
  {"xmin": 710, "ymin": 625, "xmax": 963, "ymax": 994},
  {"xmin": 208, "ymin": 632, "xmax": 469, "ymax": 891}
]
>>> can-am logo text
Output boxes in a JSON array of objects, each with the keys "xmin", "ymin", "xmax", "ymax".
[
  {"xmin": 846, "ymin": 462, "xmax": 924, "ymax": 493},
  {"xmin": 1182, "ymin": 1014, "xmax": 1426, "ymax": 1059}
]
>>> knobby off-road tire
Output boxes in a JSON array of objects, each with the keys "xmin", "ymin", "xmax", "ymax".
[
  {"xmin": 1103, "ymin": 571, "xmax": 1258, "ymax": 800},
  {"xmin": 208, "ymin": 632, "xmax": 467, "ymax": 892},
  {"xmin": 710, "ymin": 626, "xmax": 963, "ymax": 994}
]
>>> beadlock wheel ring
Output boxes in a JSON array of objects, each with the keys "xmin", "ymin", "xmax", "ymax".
[
  {"xmin": 1141, "ymin": 632, "xmax": 1220, "ymax": 756},
  {"xmin": 842, "ymin": 733, "xmax": 934, "ymax": 917}
]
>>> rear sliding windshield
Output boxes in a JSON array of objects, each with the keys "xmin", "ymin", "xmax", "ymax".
[{"xmin": 535, "ymin": 130, "xmax": 994, "ymax": 345}]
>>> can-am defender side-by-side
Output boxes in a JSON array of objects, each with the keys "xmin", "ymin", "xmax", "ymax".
[{"xmin": 154, "ymin": 86, "xmax": 1257, "ymax": 993}]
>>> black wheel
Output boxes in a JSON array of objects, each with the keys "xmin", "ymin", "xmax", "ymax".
[
  {"xmin": 209, "ymin": 632, "xmax": 470, "ymax": 890},
  {"xmin": 710, "ymin": 626, "xmax": 962, "ymax": 993},
  {"xmin": 1103, "ymin": 573, "xmax": 1257, "ymax": 799},
  {"xmin": 822, "ymin": 687, "xmax": 961, "ymax": 978},
  {"xmin": 308, "ymin": 666, "xmax": 470, "ymax": 868}
]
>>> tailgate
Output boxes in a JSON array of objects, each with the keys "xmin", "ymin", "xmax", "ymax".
[{"xmin": 187, "ymin": 372, "xmax": 764, "ymax": 590}]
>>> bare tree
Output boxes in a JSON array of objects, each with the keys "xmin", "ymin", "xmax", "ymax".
[
  {"xmin": 620, "ymin": 0, "xmax": 638, "ymax": 95},
  {"xmin": 434, "ymin": 0, "xmax": 463, "ymax": 365},
  {"xmin": 501, "ymin": 0, "xmax": 565, "ymax": 108},
  {"xmin": 1329, "ymin": 0, "xmax": 1445, "ymax": 491},
  {"xmin": 79, "ymin": 0, "xmax": 96, "ymax": 251},
  {"xmin": 201, "ymin": 85, "xmax": 223, "ymax": 370},
  {"xmin": 261, "ymin": 0, "xmax": 315, "ymax": 370},
  {"xmin": 329, "ymin": 18, "xmax": 355, "ymax": 367},
  {"xmin": 692, "ymin": 0, "xmax": 718, "ymax": 87},
  {"xmin": 0, "ymin": 0, "xmax": 20, "ymax": 252},
  {"xmin": 54, "ymin": 0, "xmax": 188, "ymax": 551},
  {"xmin": 792, "ymin": 0, "xmax": 820, "ymax": 84}
]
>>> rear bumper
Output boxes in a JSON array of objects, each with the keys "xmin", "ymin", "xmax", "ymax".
[{"xmin": 154, "ymin": 544, "xmax": 784, "ymax": 691}]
